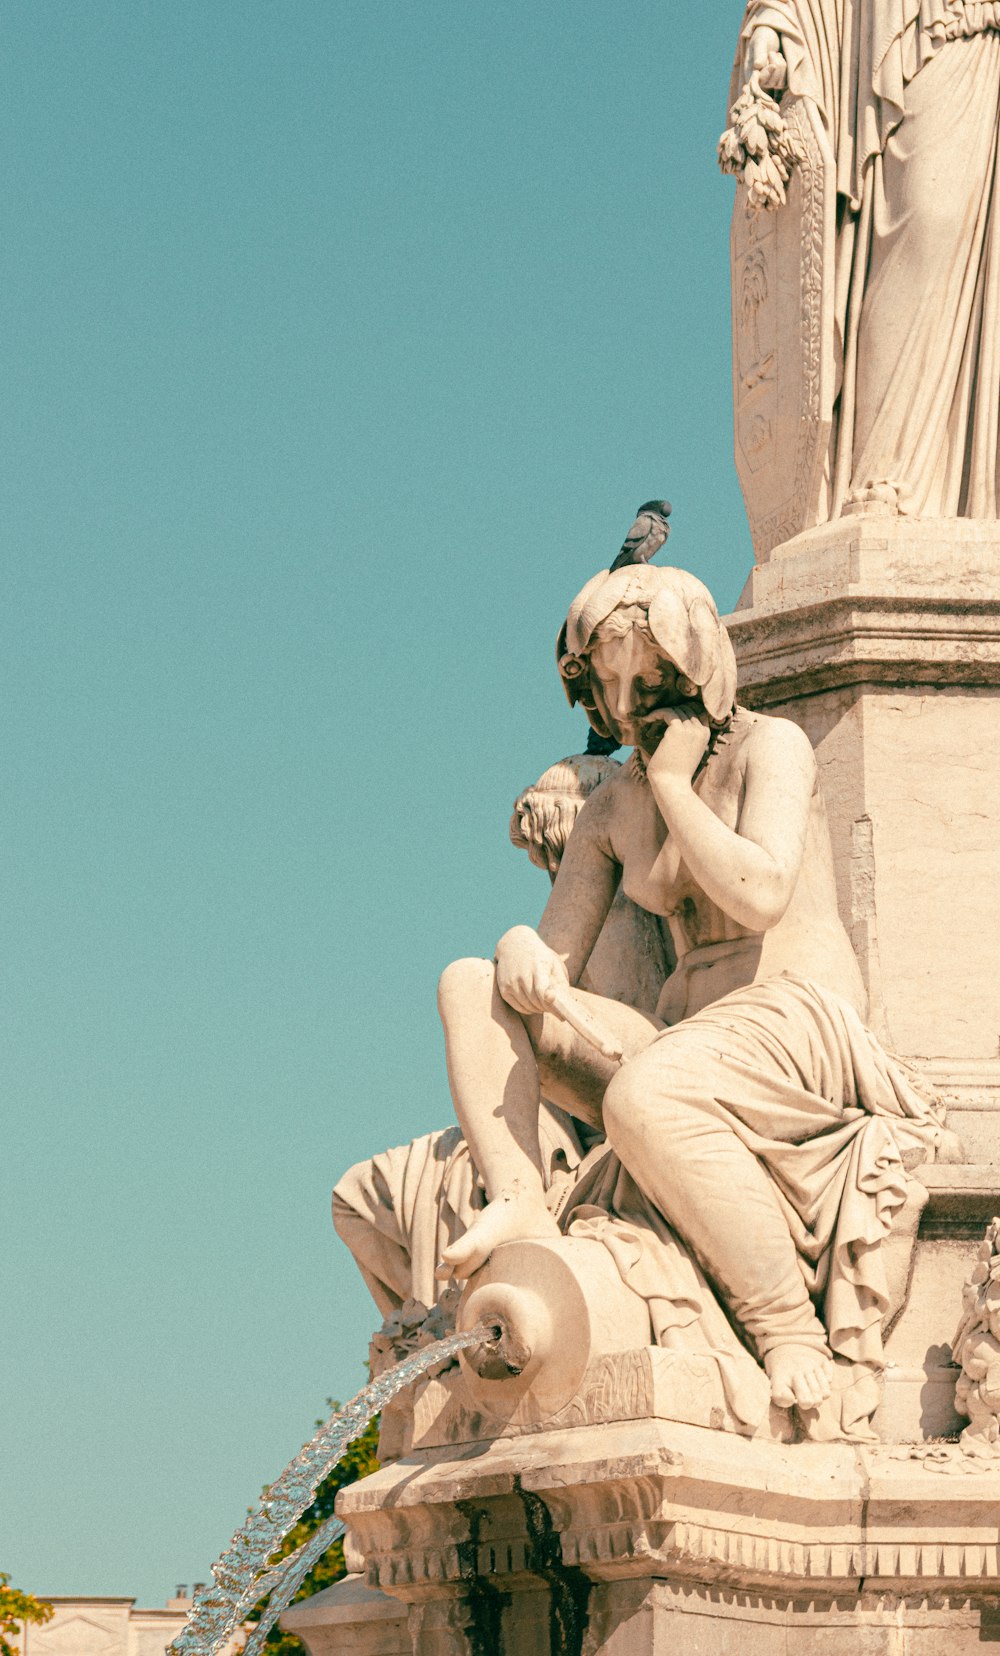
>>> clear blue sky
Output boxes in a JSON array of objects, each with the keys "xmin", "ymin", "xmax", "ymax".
[{"xmin": 1, "ymin": 2, "xmax": 752, "ymax": 1606}]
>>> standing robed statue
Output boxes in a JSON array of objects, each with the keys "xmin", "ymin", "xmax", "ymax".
[{"xmin": 724, "ymin": 0, "xmax": 1000, "ymax": 552}]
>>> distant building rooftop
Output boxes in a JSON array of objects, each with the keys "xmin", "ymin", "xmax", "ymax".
[{"xmin": 20, "ymin": 1595, "xmax": 246, "ymax": 1656}]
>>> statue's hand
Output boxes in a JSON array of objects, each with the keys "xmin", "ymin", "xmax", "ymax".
[
  {"xmin": 743, "ymin": 25, "xmax": 786, "ymax": 90},
  {"xmin": 641, "ymin": 705, "xmax": 711, "ymax": 786},
  {"xmin": 495, "ymin": 924, "xmax": 570, "ymax": 1016}
]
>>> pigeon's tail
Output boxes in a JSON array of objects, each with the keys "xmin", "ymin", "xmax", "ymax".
[{"xmin": 585, "ymin": 727, "xmax": 621, "ymax": 758}]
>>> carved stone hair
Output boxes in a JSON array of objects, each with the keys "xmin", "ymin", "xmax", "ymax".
[
  {"xmin": 556, "ymin": 564, "xmax": 739, "ymax": 740},
  {"xmin": 510, "ymin": 753, "xmax": 621, "ymax": 875}
]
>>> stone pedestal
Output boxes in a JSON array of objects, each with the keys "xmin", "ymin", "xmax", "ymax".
[{"xmin": 727, "ymin": 515, "xmax": 1000, "ymax": 1164}]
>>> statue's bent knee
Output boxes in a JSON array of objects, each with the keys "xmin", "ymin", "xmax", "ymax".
[
  {"xmin": 437, "ymin": 955, "xmax": 495, "ymax": 1019},
  {"xmin": 601, "ymin": 1059, "xmax": 650, "ymax": 1161},
  {"xmin": 331, "ymin": 1161, "xmax": 384, "ymax": 1254},
  {"xmin": 603, "ymin": 1047, "xmax": 704, "ymax": 1173}
]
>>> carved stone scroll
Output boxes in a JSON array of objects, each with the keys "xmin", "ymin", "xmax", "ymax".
[{"xmin": 731, "ymin": 96, "xmax": 835, "ymax": 562}]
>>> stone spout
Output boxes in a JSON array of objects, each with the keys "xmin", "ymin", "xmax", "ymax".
[{"xmin": 455, "ymin": 1236, "xmax": 651, "ymax": 1429}]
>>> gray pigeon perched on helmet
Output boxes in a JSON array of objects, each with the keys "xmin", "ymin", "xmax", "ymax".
[{"xmin": 556, "ymin": 564, "xmax": 738, "ymax": 734}]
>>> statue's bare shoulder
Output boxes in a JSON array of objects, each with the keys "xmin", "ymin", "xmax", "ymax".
[
  {"xmin": 743, "ymin": 709, "xmax": 817, "ymax": 781},
  {"xmin": 560, "ymin": 765, "xmax": 630, "ymax": 860}
]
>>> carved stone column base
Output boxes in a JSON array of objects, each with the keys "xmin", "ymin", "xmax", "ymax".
[
  {"xmin": 281, "ymin": 1576, "xmax": 409, "ymax": 1655},
  {"xmin": 727, "ymin": 515, "xmax": 1000, "ymax": 1162},
  {"xmin": 286, "ymin": 1575, "xmax": 1000, "ymax": 1656}
]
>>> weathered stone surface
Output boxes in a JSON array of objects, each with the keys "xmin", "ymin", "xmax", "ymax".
[
  {"xmin": 727, "ymin": 517, "xmax": 1000, "ymax": 1161},
  {"xmin": 289, "ymin": 1572, "xmax": 1000, "ymax": 1656},
  {"xmin": 281, "ymin": 1420, "xmax": 1000, "ymax": 1652},
  {"xmin": 584, "ymin": 1581, "xmax": 1000, "ymax": 1655},
  {"xmin": 281, "ymin": 1578, "xmax": 408, "ymax": 1656},
  {"xmin": 730, "ymin": 95, "xmax": 835, "ymax": 561}
]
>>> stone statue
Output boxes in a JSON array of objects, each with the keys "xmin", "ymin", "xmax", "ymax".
[
  {"xmin": 332, "ymin": 752, "xmax": 671, "ymax": 1327},
  {"xmin": 725, "ymin": 0, "xmax": 1000, "ymax": 547},
  {"xmin": 952, "ymin": 1216, "xmax": 1000, "ymax": 1457},
  {"xmin": 436, "ymin": 562, "xmax": 945, "ymax": 1435}
]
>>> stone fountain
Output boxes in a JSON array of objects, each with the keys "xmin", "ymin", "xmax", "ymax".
[{"xmin": 277, "ymin": 7, "xmax": 1000, "ymax": 1652}]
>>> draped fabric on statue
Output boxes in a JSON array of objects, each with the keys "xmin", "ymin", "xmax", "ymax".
[
  {"xmin": 732, "ymin": 0, "xmax": 1000, "ymax": 516},
  {"xmin": 558, "ymin": 974, "xmax": 940, "ymax": 1440},
  {"xmin": 332, "ymin": 1106, "xmax": 585, "ymax": 1316}
]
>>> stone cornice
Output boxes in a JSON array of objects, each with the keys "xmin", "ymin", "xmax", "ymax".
[
  {"xmin": 728, "ymin": 595, "xmax": 1000, "ymax": 704},
  {"xmin": 726, "ymin": 517, "xmax": 1000, "ymax": 703},
  {"xmin": 337, "ymin": 1421, "xmax": 1000, "ymax": 1604}
]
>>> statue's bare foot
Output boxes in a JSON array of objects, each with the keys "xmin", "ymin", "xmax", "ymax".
[
  {"xmin": 764, "ymin": 1344, "xmax": 833, "ymax": 1411},
  {"xmin": 436, "ymin": 1192, "xmax": 559, "ymax": 1281}
]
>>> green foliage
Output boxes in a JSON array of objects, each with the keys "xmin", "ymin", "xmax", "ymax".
[
  {"xmin": 0, "ymin": 1575, "xmax": 53, "ymax": 1656},
  {"xmin": 247, "ymin": 1404, "xmax": 380, "ymax": 1656}
]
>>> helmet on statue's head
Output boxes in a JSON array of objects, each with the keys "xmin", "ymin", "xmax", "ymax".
[{"xmin": 556, "ymin": 564, "xmax": 738, "ymax": 738}]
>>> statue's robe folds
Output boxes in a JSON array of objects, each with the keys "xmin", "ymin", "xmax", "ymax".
[
  {"xmin": 735, "ymin": 0, "xmax": 1000, "ymax": 517},
  {"xmin": 559, "ymin": 971, "xmax": 939, "ymax": 1440},
  {"xmin": 332, "ymin": 1105, "xmax": 587, "ymax": 1319}
]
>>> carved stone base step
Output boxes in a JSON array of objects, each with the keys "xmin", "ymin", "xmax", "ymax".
[
  {"xmin": 920, "ymin": 1163, "xmax": 1000, "ymax": 1233},
  {"xmin": 284, "ymin": 1571, "xmax": 1000, "ymax": 1656},
  {"xmin": 397, "ymin": 1347, "xmax": 794, "ymax": 1457},
  {"xmin": 281, "ymin": 1576, "xmax": 409, "ymax": 1656}
]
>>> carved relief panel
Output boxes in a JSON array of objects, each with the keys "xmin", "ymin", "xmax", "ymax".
[{"xmin": 731, "ymin": 97, "xmax": 835, "ymax": 560}]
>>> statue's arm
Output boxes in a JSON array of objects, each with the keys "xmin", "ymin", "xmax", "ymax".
[
  {"xmin": 494, "ymin": 783, "xmax": 621, "ymax": 1016},
  {"xmin": 536, "ymin": 785, "xmax": 622, "ymax": 983},
  {"xmin": 646, "ymin": 714, "xmax": 814, "ymax": 933},
  {"xmin": 734, "ymin": 0, "xmax": 823, "ymax": 113},
  {"xmin": 740, "ymin": 16, "xmax": 786, "ymax": 86}
]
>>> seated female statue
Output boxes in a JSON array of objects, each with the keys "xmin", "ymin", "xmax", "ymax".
[{"xmin": 437, "ymin": 562, "xmax": 941, "ymax": 1420}]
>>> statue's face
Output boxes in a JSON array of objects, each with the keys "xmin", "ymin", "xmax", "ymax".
[{"xmin": 588, "ymin": 628, "xmax": 687, "ymax": 747}]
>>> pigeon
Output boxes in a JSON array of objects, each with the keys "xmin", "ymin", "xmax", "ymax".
[{"xmin": 609, "ymin": 499, "xmax": 672, "ymax": 572}]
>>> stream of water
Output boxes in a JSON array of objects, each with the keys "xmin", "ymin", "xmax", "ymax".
[{"xmin": 169, "ymin": 1324, "xmax": 491, "ymax": 1656}]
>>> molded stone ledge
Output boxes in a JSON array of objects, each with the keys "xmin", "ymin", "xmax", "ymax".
[
  {"xmin": 586, "ymin": 1580, "xmax": 1000, "ymax": 1655},
  {"xmin": 919, "ymin": 1068, "xmax": 1000, "ymax": 1169},
  {"xmin": 920, "ymin": 1164, "xmax": 1000, "ymax": 1234},
  {"xmin": 739, "ymin": 516, "xmax": 1000, "ymax": 599},
  {"xmin": 284, "ymin": 1571, "xmax": 1000, "ymax": 1655},
  {"xmin": 728, "ymin": 595, "xmax": 1000, "ymax": 702},
  {"xmin": 727, "ymin": 518, "xmax": 1000, "ymax": 703},
  {"xmin": 335, "ymin": 1420, "xmax": 1000, "ymax": 1606}
]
